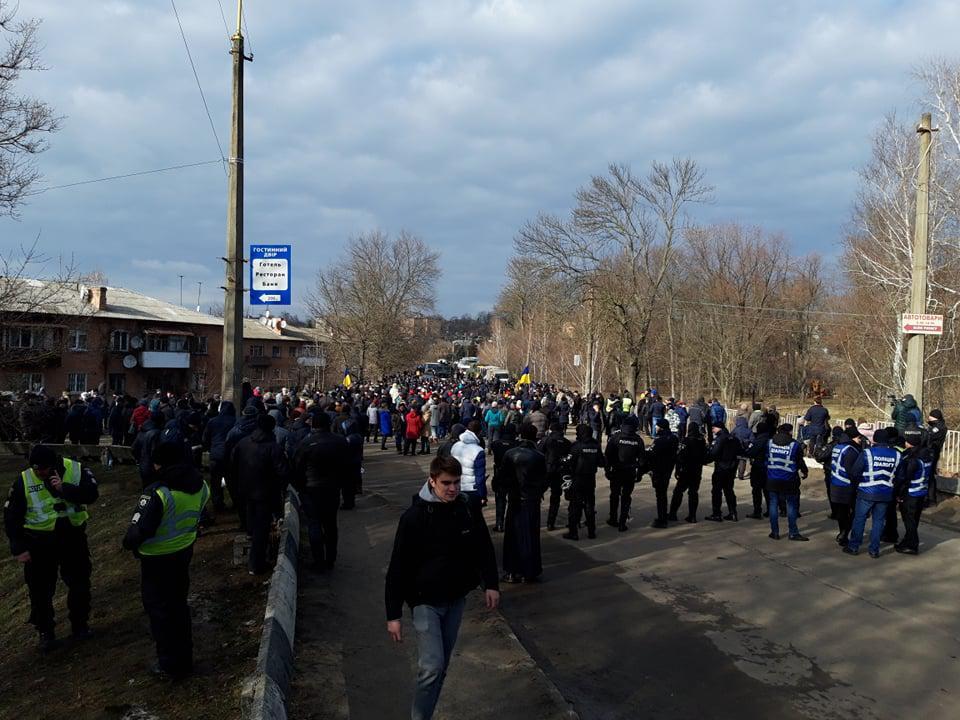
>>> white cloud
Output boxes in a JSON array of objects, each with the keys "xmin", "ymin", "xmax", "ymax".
[{"xmin": 6, "ymin": 0, "xmax": 960, "ymax": 314}]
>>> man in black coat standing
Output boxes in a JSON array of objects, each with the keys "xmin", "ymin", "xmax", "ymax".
[
  {"xmin": 647, "ymin": 419, "xmax": 678, "ymax": 527},
  {"xmin": 293, "ymin": 410, "xmax": 350, "ymax": 572},
  {"xmin": 537, "ymin": 421, "xmax": 572, "ymax": 531},
  {"xmin": 385, "ymin": 454, "xmax": 500, "ymax": 720},
  {"xmin": 231, "ymin": 414, "xmax": 289, "ymax": 574},
  {"xmin": 499, "ymin": 423, "xmax": 548, "ymax": 582},
  {"xmin": 604, "ymin": 415, "xmax": 645, "ymax": 532},
  {"xmin": 202, "ymin": 400, "xmax": 236, "ymax": 512}
]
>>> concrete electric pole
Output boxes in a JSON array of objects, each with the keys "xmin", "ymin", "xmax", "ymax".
[
  {"xmin": 220, "ymin": 0, "xmax": 252, "ymax": 403},
  {"xmin": 903, "ymin": 113, "xmax": 934, "ymax": 410}
]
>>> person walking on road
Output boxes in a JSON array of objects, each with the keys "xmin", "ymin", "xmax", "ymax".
[
  {"xmin": 385, "ymin": 454, "xmax": 501, "ymax": 720},
  {"xmin": 499, "ymin": 423, "xmax": 548, "ymax": 582},
  {"xmin": 538, "ymin": 421, "xmax": 572, "ymax": 531},
  {"xmin": 563, "ymin": 424, "xmax": 604, "ymax": 540},
  {"xmin": 764, "ymin": 424, "xmax": 809, "ymax": 541},
  {"xmin": 828, "ymin": 428, "xmax": 863, "ymax": 547},
  {"xmin": 123, "ymin": 441, "xmax": 210, "ymax": 679},
  {"xmin": 4, "ymin": 444, "xmax": 99, "ymax": 653},
  {"xmin": 293, "ymin": 411, "xmax": 351, "ymax": 572}
]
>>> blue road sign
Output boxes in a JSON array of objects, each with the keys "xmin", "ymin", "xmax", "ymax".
[{"xmin": 250, "ymin": 244, "xmax": 292, "ymax": 306}]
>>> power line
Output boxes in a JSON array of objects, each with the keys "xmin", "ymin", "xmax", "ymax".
[
  {"xmin": 26, "ymin": 159, "xmax": 223, "ymax": 195},
  {"xmin": 214, "ymin": 0, "xmax": 231, "ymax": 37},
  {"xmin": 170, "ymin": 0, "xmax": 227, "ymax": 174},
  {"xmin": 242, "ymin": 2, "xmax": 254, "ymax": 57},
  {"xmin": 673, "ymin": 298, "xmax": 876, "ymax": 319}
]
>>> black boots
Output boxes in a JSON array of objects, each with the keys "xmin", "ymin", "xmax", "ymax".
[{"xmin": 38, "ymin": 630, "xmax": 59, "ymax": 654}]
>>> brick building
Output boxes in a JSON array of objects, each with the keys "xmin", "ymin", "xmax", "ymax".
[{"xmin": 1, "ymin": 281, "xmax": 328, "ymax": 397}]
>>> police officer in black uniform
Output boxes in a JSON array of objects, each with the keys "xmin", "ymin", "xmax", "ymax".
[
  {"xmin": 894, "ymin": 428, "xmax": 934, "ymax": 554},
  {"xmin": 123, "ymin": 441, "xmax": 210, "ymax": 679},
  {"xmin": 668, "ymin": 422, "xmax": 708, "ymax": 523},
  {"xmin": 647, "ymin": 419, "xmax": 679, "ymax": 528},
  {"xmin": 538, "ymin": 421, "xmax": 572, "ymax": 531},
  {"xmin": 604, "ymin": 415, "xmax": 645, "ymax": 532},
  {"xmin": 705, "ymin": 421, "xmax": 740, "ymax": 522},
  {"xmin": 562, "ymin": 424, "xmax": 604, "ymax": 540},
  {"xmin": 4, "ymin": 445, "xmax": 98, "ymax": 652}
]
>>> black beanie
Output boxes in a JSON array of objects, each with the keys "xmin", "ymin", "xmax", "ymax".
[{"xmin": 28, "ymin": 445, "xmax": 57, "ymax": 469}]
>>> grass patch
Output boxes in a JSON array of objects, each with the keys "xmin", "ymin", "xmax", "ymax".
[{"xmin": 0, "ymin": 457, "xmax": 266, "ymax": 720}]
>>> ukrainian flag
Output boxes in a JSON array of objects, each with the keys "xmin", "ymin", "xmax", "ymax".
[
  {"xmin": 343, "ymin": 368, "xmax": 353, "ymax": 389},
  {"xmin": 516, "ymin": 365, "xmax": 531, "ymax": 388}
]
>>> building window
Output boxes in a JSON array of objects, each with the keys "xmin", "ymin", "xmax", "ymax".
[
  {"xmin": 69, "ymin": 328, "xmax": 88, "ymax": 351},
  {"xmin": 108, "ymin": 373, "xmax": 126, "ymax": 394},
  {"xmin": 67, "ymin": 373, "xmax": 88, "ymax": 393},
  {"xmin": 194, "ymin": 336, "xmax": 208, "ymax": 355},
  {"xmin": 17, "ymin": 373, "xmax": 43, "ymax": 392},
  {"xmin": 288, "ymin": 346, "xmax": 298, "ymax": 358},
  {"xmin": 249, "ymin": 345, "xmax": 264, "ymax": 357},
  {"xmin": 272, "ymin": 345, "xmax": 281, "ymax": 358},
  {"xmin": 146, "ymin": 334, "xmax": 188, "ymax": 352},
  {"xmin": 4, "ymin": 327, "xmax": 33, "ymax": 349},
  {"xmin": 191, "ymin": 372, "xmax": 207, "ymax": 393},
  {"xmin": 111, "ymin": 330, "xmax": 129, "ymax": 352},
  {"xmin": 250, "ymin": 367, "xmax": 264, "ymax": 380},
  {"xmin": 273, "ymin": 368, "xmax": 282, "ymax": 380}
]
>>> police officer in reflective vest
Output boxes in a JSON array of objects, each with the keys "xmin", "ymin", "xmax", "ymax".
[
  {"xmin": 845, "ymin": 428, "xmax": 901, "ymax": 558},
  {"xmin": 764, "ymin": 424, "xmax": 809, "ymax": 541},
  {"xmin": 3, "ymin": 445, "xmax": 98, "ymax": 653},
  {"xmin": 604, "ymin": 415, "xmax": 645, "ymax": 532},
  {"xmin": 893, "ymin": 428, "xmax": 933, "ymax": 555},
  {"xmin": 829, "ymin": 428, "xmax": 863, "ymax": 547},
  {"xmin": 123, "ymin": 441, "xmax": 210, "ymax": 678}
]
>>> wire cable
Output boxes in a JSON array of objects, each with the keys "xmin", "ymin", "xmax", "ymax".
[
  {"xmin": 170, "ymin": 0, "xmax": 227, "ymax": 175},
  {"xmin": 25, "ymin": 159, "xmax": 223, "ymax": 195},
  {"xmin": 242, "ymin": 2, "xmax": 254, "ymax": 57},
  {"xmin": 214, "ymin": 0, "xmax": 231, "ymax": 38}
]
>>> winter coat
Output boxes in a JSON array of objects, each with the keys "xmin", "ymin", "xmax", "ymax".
[
  {"xmin": 231, "ymin": 427, "xmax": 289, "ymax": 508},
  {"xmin": 451, "ymin": 430, "xmax": 487, "ymax": 497},
  {"xmin": 892, "ymin": 395, "xmax": 923, "ymax": 433},
  {"xmin": 293, "ymin": 429, "xmax": 351, "ymax": 491},
  {"xmin": 405, "ymin": 411, "xmax": 425, "ymax": 440},
  {"xmin": 499, "ymin": 440, "xmax": 548, "ymax": 502},
  {"xmin": 384, "ymin": 482, "xmax": 499, "ymax": 621},
  {"xmin": 203, "ymin": 401, "xmax": 237, "ymax": 462}
]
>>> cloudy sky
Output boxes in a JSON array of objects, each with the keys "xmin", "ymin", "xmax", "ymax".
[{"xmin": 8, "ymin": 0, "xmax": 960, "ymax": 315}]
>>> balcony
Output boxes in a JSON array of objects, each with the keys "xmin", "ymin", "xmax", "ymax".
[
  {"xmin": 141, "ymin": 351, "xmax": 191, "ymax": 369},
  {"xmin": 297, "ymin": 356, "xmax": 326, "ymax": 367}
]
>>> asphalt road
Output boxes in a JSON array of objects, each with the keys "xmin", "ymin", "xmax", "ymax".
[{"xmin": 291, "ymin": 442, "xmax": 960, "ymax": 720}]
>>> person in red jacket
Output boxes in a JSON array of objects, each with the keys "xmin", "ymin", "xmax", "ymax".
[{"xmin": 404, "ymin": 408, "xmax": 424, "ymax": 456}]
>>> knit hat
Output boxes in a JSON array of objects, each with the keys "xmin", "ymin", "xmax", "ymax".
[
  {"xmin": 656, "ymin": 418, "xmax": 670, "ymax": 431},
  {"xmin": 28, "ymin": 445, "xmax": 57, "ymax": 469}
]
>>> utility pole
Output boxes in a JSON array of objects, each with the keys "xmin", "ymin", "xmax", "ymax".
[
  {"xmin": 220, "ymin": 0, "xmax": 252, "ymax": 403},
  {"xmin": 584, "ymin": 287, "xmax": 595, "ymax": 395},
  {"xmin": 179, "ymin": 275, "xmax": 184, "ymax": 306},
  {"xmin": 904, "ymin": 113, "xmax": 934, "ymax": 410},
  {"xmin": 196, "ymin": 281, "xmax": 202, "ymax": 313}
]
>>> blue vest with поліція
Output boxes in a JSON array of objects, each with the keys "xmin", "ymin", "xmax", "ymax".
[
  {"xmin": 831, "ymin": 444, "xmax": 856, "ymax": 487},
  {"xmin": 766, "ymin": 440, "xmax": 799, "ymax": 481},
  {"xmin": 908, "ymin": 458, "xmax": 932, "ymax": 498},
  {"xmin": 858, "ymin": 446, "xmax": 900, "ymax": 500}
]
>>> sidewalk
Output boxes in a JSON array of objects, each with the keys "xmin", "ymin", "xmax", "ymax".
[{"xmin": 288, "ymin": 449, "xmax": 575, "ymax": 720}]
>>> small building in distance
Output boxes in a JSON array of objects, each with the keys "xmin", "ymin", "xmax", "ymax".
[{"xmin": 0, "ymin": 281, "xmax": 329, "ymax": 397}]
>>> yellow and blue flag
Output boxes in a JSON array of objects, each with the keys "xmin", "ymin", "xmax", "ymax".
[
  {"xmin": 516, "ymin": 365, "xmax": 531, "ymax": 388},
  {"xmin": 343, "ymin": 368, "xmax": 353, "ymax": 388}
]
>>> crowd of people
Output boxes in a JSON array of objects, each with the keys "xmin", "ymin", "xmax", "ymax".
[{"xmin": 2, "ymin": 372, "xmax": 949, "ymax": 705}]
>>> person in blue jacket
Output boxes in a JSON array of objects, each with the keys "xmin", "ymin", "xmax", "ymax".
[
  {"xmin": 845, "ymin": 428, "xmax": 902, "ymax": 558},
  {"xmin": 378, "ymin": 403, "xmax": 393, "ymax": 451}
]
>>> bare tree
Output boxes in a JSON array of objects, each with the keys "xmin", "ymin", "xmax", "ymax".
[
  {"xmin": 307, "ymin": 230, "xmax": 440, "ymax": 378},
  {"xmin": 515, "ymin": 159, "xmax": 712, "ymax": 395},
  {"xmin": 0, "ymin": 3, "xmax": 61, "ymax": 216}
]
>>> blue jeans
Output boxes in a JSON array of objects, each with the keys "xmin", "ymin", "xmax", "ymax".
[
  {"xmin": 849, "ymin": 495, "xmax": 888, "ymax": 554},
  {"xmin": 411, "ymin": 598, "xmax": 466, "ymax": 720},
  {"xmin": 768, "ymin": 491, "xmax": 799, "ymax": 537}
]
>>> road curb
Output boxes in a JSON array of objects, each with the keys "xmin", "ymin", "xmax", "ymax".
[{"xmin": 241, "ymin": 486, "xmax": 301, "ymax": 720}]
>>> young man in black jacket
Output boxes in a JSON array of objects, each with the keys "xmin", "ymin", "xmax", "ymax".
[
  {"xmin": 385, "ymin": 454, "xmax": 500, "ymax": 720},
  {"xmin": 647, "ymin": 419, "xmax": 679, "ymax": 527}
]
